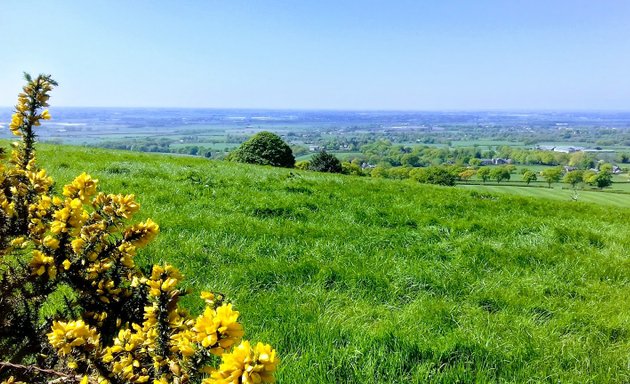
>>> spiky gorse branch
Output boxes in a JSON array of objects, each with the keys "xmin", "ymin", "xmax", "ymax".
[{"xmin": 0, "ymin": 74, "xmax": 278, "ymax": 384}]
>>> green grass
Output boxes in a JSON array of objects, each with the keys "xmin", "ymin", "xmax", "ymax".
[
  {"xmin": 24, "ymin": 143, "xmax": 630, "ymax": 383},
  {"xmin": 458, "ymin": 184, "xmax": 630, "ymax": 207}
]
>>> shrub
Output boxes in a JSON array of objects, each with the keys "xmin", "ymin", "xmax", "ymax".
[
  {"xmin": 308, "ymin": 151, "xmax": 342, "ymax": 173},
  {"xmin": 341, "ymin": 161, "xmax": 363, "ymax": 176},
  {"xmin": 229, "ymin": 131, "xmax": 295, "ymax": 168},
  {"xmin": 0, "ymin": 74, "xmax": 277, "ymax": 384},
  {"xmin": 295, "ymin": 160, "xmax": 310, "ymax": 170}
]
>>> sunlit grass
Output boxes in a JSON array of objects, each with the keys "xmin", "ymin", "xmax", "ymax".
[{"xmin": 30, "ymin": 143, "xmax": 630, "ymax": 383}]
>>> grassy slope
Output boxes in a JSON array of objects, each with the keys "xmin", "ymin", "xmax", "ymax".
[{"xmin": 34, "ymin": 144, "xmax": 630, "ymax": 383}]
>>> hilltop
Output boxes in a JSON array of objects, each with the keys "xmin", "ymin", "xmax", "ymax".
[{"xmin": 33, "ymin": 144, "xmax": 630, "ymax": 383}]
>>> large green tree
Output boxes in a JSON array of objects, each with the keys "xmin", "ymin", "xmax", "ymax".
[{"xmin": 230, "ymin": 131, "xmax": 295, "ymax": 167}]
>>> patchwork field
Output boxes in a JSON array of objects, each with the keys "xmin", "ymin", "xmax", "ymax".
[{"xmin": 32, "ymin": 144, "xmax": 630, "ymax": 383}]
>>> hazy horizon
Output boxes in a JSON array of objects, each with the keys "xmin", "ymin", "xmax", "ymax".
[{"xmin": 2, "ymin": 105, "xmax": 630, "ymax": 114}]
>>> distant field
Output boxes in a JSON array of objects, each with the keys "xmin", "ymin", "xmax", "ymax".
[
  {"xmin": 453, "ymin": 139, "xmax": 527, "ymax": 147},
  {"xmin": 458, "ymin": 184, "xmax": 630, "ymax": 207},
  {"xmin": 296, "ymin": 151, "xmax": 362, "ymax": 161},
  {"xmin": 22, "ymin": 143, "xmax": 630, "ymax": 383}
]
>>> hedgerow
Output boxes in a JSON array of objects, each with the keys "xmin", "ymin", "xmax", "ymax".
[{"xmin": 0, "ymin": 74, "xmax": 277, "ymax": 384}]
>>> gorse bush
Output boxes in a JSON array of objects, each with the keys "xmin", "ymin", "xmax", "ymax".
[{"xmin": 0, "ymin": 74, "xmax": 277, "ymax": 384}]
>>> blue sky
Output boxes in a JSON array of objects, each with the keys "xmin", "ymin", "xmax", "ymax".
[{"xmin": 1, "ymin": 1, "xmax": 629, "ymax": 110}]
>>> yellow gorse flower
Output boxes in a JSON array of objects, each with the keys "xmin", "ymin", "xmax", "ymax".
[
  {"xmin": 193, "ymin": 303, "xmax": 244, "ymax": 355},
  {"xmin": 9, "ymin": 113, "xmax": 24, "ymax": 136},
  {"xmin": 147, "ymin": 264, "xmax": 181, "ymax": 297},
  {"xmin": 206, "ymin": 341, "xmax": 278, "ymax": 384},
  {"xmin": 63, "ymin": 172, "xmax": 98, "ymax": 202},
  {"xmin": 47, "ymin": 320, "xmax": 100, "ymax": 355}
]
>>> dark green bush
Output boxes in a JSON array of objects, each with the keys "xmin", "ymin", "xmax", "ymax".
[
  {"xmin": 308, "ymin": 150, "xmax": 342, "ymax": 173},
  {"xmin": 230, "ymin": 131, "xmax": 295, "ymax": 168}
]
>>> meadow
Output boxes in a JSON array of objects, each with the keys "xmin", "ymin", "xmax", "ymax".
[
  {"xmin": 32, "ymin": 144, "xmax": 630, "ymax": 383},
  {"xmin": 459, "ymin": 184, "xmax": 630, "ymax": 207}
]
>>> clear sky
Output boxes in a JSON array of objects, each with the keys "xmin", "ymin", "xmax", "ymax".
[{"xmin": 1, "ymin": 1, "xmax": 629, "ymax": 110}]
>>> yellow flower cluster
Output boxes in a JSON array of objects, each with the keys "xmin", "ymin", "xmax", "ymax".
[
  {"xmin": 63, "ymin": 172, "xmax": 98, "ymax": 202},
  {"xmin": 8, "ymin": 75, "xmax": 54, "ymax": 137},
  {"xmin": 26, "ymin": 168, "xmax": 52, "ymax": 194},
  {"xmin": 201, "ymin": 290, "xmax": 225, "ymax": 309},
  {"xmin": 9, "ymin": 111, "xmax": 24, "ymax": 136},
  {"xmin": 50, "ymin": 198, "xmax": 88, "ymax": 235},
  {"xmin": 194, "ymin": 303, "xmax": 244, "ymax": 355},
  {"xmin": 206, "ymin": 341, "xmax": 278, "ymax": 384},
  {"xmin": 102, "ymin": 325, "xmax": 152, "ymax": 382},
  {"xmin": 30, "ymin": 249, "xmax": 56, "ymax": 278},
  {"xmin": 18, "ymin": 171, "xmax": 156, "ymax": 311},
  {"xmin": 47, "ymin": 320, "xmax": 100, "ymax": 355},
  {"xmin": 147, "ymin": 264, "xmax": 181, "ymax": 297},
  {"xmin": 93, "ymin": 193, "xmax": 139, "ymax": 219},
  {"xmin": 124, "ymin": 218, "xmax": 160, "ymax": 248},
  {"xmin": 98, "ymin": 270, "xmax": 238, "ymax": 383}
]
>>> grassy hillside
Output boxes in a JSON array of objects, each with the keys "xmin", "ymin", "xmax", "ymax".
[{"xmin": 31, "ymin": 144, "xmax": 630, "ymax": 383}]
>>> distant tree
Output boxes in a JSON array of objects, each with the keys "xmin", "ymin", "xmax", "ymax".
[
  {"xmin": 477, "ymin": 167, "xmax": 491, "ymax": 183},
  {"xmin": 617, "ymin": 153, "xmax": 630, "ymax": 164},
  {"xmin": 468, "ymin": 158, "xmax": 482, "ymax": 167},
  {"xmin": 569, "ymin": 151, "xmax": 595, "ymax": 169},
  {"xmin": 401, "ymin": 153, "xmax": 421, "ymax": 167},
  {"xmin": 458, "ymin": 169, "xmax": 476, "ymax": 182},
  {"xmin": 341, "ymin": 161, "xmax": 364, "ymax": 176},
  {"xmin": 388, "ymin": 167, "xmax": 411, "ymax": 180},
  {"xmin": 522, "ymin": 171, "xmax": 537, "ymax": 185},
  {"xmin": 582, "ymin": 170, "xmax": 597, "ymax": 185},
  {"xmin": 591, "ymin": 170, "xmax": 613, "ymax": 189},
  {"xmin": 540, "ymin": 167, "xmax": 563, "ymax": 188},
  {"xmin": 308, "ymin": 150, "xmax": 343, "ymax": 173},
  {"xmin": 370, "ymin": 165, "xmax": 389, "ymax": 178},
  {"xmin": 489, "ymin": 167, "xmax": 511, "ymax": 183},
  {"xmin": 411, "ymin": 166, "xmax": 456, "ymax": 186},
  {"xmin": 230, "ymin": 131, "xmax": 295, "ymax": 167},
  {"xmin": 599, "ymin": 162, "xmax": 613, "ymax": 173},
  {"xmin": 291, "ymin": 145, "xmax": 309, "ymax": 157},
  {"xmin": 563, "ymin": 170, "xmax": 584, "ymax": 189},
  {"xmin": 504, "ymin": 164, "xmax": 517, "ymax": 174}
]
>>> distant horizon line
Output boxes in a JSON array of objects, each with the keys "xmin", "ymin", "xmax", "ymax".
[{"xmin": 1, "ymin": 105, "xmax": 630, "ymax": 114}]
